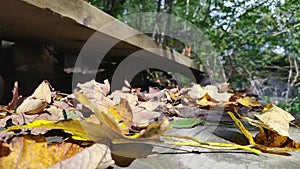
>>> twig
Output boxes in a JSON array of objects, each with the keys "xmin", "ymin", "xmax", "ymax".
[{"xmin": 273, "ymin": 22, "xmax": 300, "ymax": 37}]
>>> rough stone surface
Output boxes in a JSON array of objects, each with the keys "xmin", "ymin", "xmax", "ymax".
[{"xmin": 113, "ymin": 125, "xmax": 300, "ymax": 169}]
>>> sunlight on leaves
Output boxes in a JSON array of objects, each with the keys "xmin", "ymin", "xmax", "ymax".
[
  {"xmin": 0, "ymin": 135, "xmax": 83, "ymax": 169},
  {"xmin": 228, "ymin": 111, "xmax": 300, "ymax": 154},
  {"xmin": 255, "ymin": 104, "xmax": 295, "ymax": 137}
]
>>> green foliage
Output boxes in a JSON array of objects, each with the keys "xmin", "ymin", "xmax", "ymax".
[
  {"xmin": 278, "ymin": 96, "xmax": 300, "ymax": 114},
  {"xmin": 88, "ymin": 0, "xmax": 300, "ymax": 99}
]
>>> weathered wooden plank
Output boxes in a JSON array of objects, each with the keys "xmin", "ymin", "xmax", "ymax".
[{"xmin": 0, "ymin": 0, "xmax": 202, "ymax": 71}]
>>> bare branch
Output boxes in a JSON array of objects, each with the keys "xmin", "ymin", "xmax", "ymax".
[{"xmin": 272, "ymin": 22, "xmax": 300, "ymax": 37}]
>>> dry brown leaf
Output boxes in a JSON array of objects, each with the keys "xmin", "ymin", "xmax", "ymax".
[
  {"xmin": 217, "ymin": 82, "xmax": 230, "ymax": 92},
  {"xmin": 16, "ymin": 98, "xmax": 48, "ymax": 115},
  {"xmin": 132, "ymin": 106, "xmax": 161, "ymax": 127},
  {"xmin": 227, "ymin": 111, "xmax": 256, "ymax": 145},
  {"xmin": 7, "ymin": 81, "xmax": 19, "ymax": 110},
  {"xmin": 45, "ymin": 106, "xmax": 64, "ymax": 118},
  {"xmin": 255, "ymin": 126, "xmax": 289, "ymax": 147},
  {"xmin": 48, "ymin": 143, "xmax": 114, "ymax": 169},
  {"xmin": 183, "ymin": 45, "xmax": 191, "ymax": 57},
  {"xmin": 188, "ymin": 84, "xmax": 233, "ymax": 102},
  {"xmin": 16, "ymin": 81, "xmax": 52, "ymax": 114},
  {"xmin": 52, "ymin": 100, "xmax": 76, "ymax": 112},
  {"xmin": 255, "ymin": 104, "xmax": 295, "ymax": 137},
  {"xmin": 0, "ymin": 107, "xmax": 64, "ymax": 131},
  {"xmin": 254, "ymin": 126, "xmax": 300, "ymax": 153},
  {"xmin": 77, "ymin": 79, "xmax": 110, "ymax": 97},
  {"xmin": 111, "ymin": 91, "xmax": 138, "ymax": 106},
  {"xmin": 0, "ymin": 135, "xmax": 84, "ymax": 169},
  {"xmin": 228, "ymin": 111, "xmax": 300, "ymax": 154},
  {"xmin": 145, "ymin": 89, "xmax": 166, "ymax": 102},
  {"xmin": 139, "ymin": 101, "xmax": 165, "ymax": 111},
  {"xmin": 203, "ymin": 85, "xmax": 233, "ymax": 102},
  {"xmin": 187, "ymin": 84, "xmax": 207, "ymax": 99},
  {"xmin": 31, "ymin": 80, "xmax": 52, "ymax": 104},
  {"xmin": 76, "ymin": 80, "xmax": 114, "ymax": 109}
]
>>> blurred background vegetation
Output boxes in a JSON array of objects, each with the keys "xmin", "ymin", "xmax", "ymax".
[{"xmin": 87, "ymin": 0, "xmax": 299, "ymax": 113}]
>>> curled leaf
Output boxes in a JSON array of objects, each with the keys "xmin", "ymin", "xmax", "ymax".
[
  {"xmin": 255, "ymin": 104, "xmax": 295, "ymax": 137},
  {"xmin": 16, "ymin": 80, "xmax": 52, "ymax": 114},
  {"xmin": 137, "ymin": 117, "xmax": 171, "ymax": 138},
  {"xmin": 31, "ymin": 80, "xmax": 52, "ymax": 104}
]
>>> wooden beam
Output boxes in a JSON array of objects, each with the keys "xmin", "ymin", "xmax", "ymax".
[{"xmin": 0, "ymin": 0, "xmax": 202, "ymax": 71}]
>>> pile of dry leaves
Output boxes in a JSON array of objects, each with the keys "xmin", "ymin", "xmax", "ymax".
[{"xmin": 0, "ymin": 79, "xmax": 299, "ymax": 169}]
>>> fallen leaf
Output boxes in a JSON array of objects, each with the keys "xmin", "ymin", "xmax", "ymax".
[
  {"xmin": 217, "ymin": 82, "xmax": 230, "ymax": 92},
  {"xmin": 0, "ymin": 135, "xmax": 84, "ymax": 169},
  {"xmin": 113, "ymin": 98, "xmax": 133, "ymax": 127},
  {"xmin": 255, "ymin": 104, "xmax": 295, "ymax": 137},
  {"xmin": 77, "ymin": 79, "xmax": 110, "ymax": 97},
  {"xmin": 48, "ymin": 143, "xmax": 114, "ymax": 169},
  {"xmin": 131, "ymin": 106, "xmax": 161, "ymax": 127},
  {"xmin": 31, "ymin": 80, "xmax": 52, "ymax": 104},
  {"xmin": 85, "ymin": 114, "xmax": 101, "ymax": 124},
  {"xmin": 108, "ymin": 99, "xmax": 133, "ymax": 134},
  {"xmin": 7, "ymin": 81, "xmax": 19, "ymax": 110},
  {"xmin": 111, "ymin": 91, "xmax": 138, "ymax": 106},
  {"xmin": 52, "ymin": 100, "xmax": 77, "ymax": 112},
  {"xmin": 16, "ymin": 98, "xmax": 48, "ymax": 115},
  {"xmin": 6, "ymin": 120, "xmax": 92, "ymax": 141},
  {"xmin": 76, "ymin": 93, "xmax": 126, "ymax": 136},
  {"xmin": 188, "ymin": 84, "xmax": 233, "ymax": 102},
  {"xmin": 227, "ymin": 111, "xmax": 255, "ymax": 145},
  {"xmin": 237, "ymin": 96, "xmax": 261, "ymax": 107},
  {"xmin": 0, "ymin": 107, "xmax": 13, "ymax": 118},
  {"xmin": 139, "ymin": 101, "xmax": 165, "ymax": 111},
  {"xmin": 228, "ymin": 111, "xmax": 300, "ymax": 154},
  {"xmin": 170, "ymin": 117, "xmax": 204, "ymax": 128},
  {"xmin": 76, "ymin": 80, "xmax": 115, "ymax": 109},
  {"xmin": 254, "ymin": 126, "xmax": 292, "ymax": 147},
  {"xmin": 145, "ymin": 89, "xmax": 166, "ymax": 102},
  {"xmin": 203, "ymin": 85, "xmax": 233, "ymax": 102},
  {"xmin": 44, "ymin": 104, "xmax": 79, "ymax": 121},
  {"xmin": 198, "ymin": 93, "xmax": 217, "ymax": 106},
  {"xmin": 16, "ymin": 81, "xmax": 52, "ymax": 114},
  {"xmin": 137, "ymin": 117, "xmax": 171, "ymax": 138},
  {"xmin": 187, "ymin": 84, "xmax": 207, "ymax": 99},
  {"xmin": 167, "ymin": 90, "xmax": 179, "ymax": 102}
]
